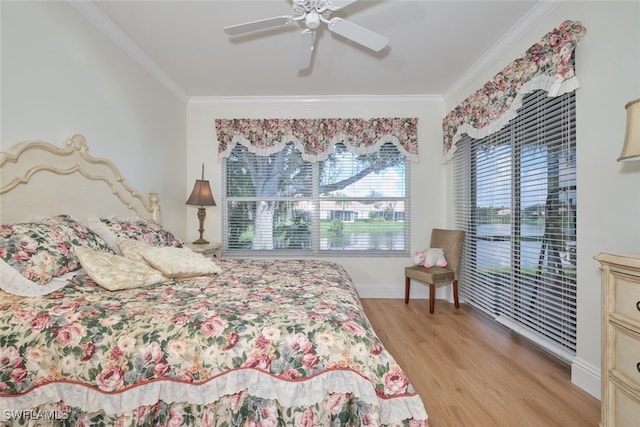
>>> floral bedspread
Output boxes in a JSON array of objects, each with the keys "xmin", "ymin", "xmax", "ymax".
[{"xmin": 0, "ymin": 259, "xmax": 428, "ymax": 426}]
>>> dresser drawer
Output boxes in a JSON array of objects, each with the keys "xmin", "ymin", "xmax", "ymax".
[
  {"xmin": 611, "ymin": 381, "xmax": 640, "ymax": 427},
  {"xmin": 613, "ymin": 272, "xmax": 640, "ymax": 323},
  {"xmin": 612, "ymin": 324, "xmax": 640, "ymax": 389}
]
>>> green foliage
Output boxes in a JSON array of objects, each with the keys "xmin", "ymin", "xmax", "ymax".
[
  {"xmin": 238, "ymin": 227, "xmax": 254, "ymax": 243},
  {"xmin": 327, "ymin": 219, "xmax": 344, "ymax": 236},
  {"xmin": 274, "ymin": 212, "xmax": 310, "ymax": 249},
  {"xmin": 368, "ymin": 212, "xmax": 386, "ymax": 222}
]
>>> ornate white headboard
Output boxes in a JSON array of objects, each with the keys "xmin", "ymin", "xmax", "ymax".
[{"xmin": 0, "ymin": 134, "xmax": 161, "ymax": 225}]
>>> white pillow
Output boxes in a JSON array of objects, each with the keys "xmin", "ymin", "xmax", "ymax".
[
  {"xmin": 141, "ymin": 245, "xmax": 222, "ymax": 278},
  {"xmin": 0, "ymin": 259, "xmax": 74, "ymax": 296},
  {"xmin": 74, "ymin": 246, "xmax": 168, "ymax": 291},
  {"xmin": 88, "ymin": 217, "xmax": 123, "ymax": 253}
]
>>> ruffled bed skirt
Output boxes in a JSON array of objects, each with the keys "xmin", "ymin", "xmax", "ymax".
[{"xmin": 3, "ymin": 389, "xmax": 428, "ymax": 426}]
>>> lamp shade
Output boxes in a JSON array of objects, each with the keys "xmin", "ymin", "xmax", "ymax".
[
  {"xmin": 185, "ymin": 179, "xmax": 216, "ymax": 206},
  {"xmin": 618, "ymin": 98, "xmax": 640, "ymax": 161}
]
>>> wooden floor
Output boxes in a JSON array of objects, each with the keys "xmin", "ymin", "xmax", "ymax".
[{"xmin": 360, "ymin": 299, "xmax": 600, "ymax": 427}]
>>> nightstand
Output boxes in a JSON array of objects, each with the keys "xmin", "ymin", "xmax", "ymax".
[{"xmin": 186, "ymin": 242, "xmax": 222, "ymax": 259}]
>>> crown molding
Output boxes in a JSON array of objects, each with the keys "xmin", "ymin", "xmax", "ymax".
[
  {"xmin": 188, "ymin": 94, "xmax": 444, "ymax": 105},
  {"xmin": 68, "ymin": 0, "xmax": 188, "ymax": 103},
  {"xmin": 445, "ymin": 0, "xmax": 562, "ymax": 100}
]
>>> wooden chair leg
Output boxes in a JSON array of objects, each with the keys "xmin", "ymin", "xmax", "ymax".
[
  {"xmin": 404, "ymin": 276, "xmax": 410, "ymax": 304},
  {"xmin": 453, "ymin": 279, "xmax": 460, "ymax": 309},
  {"xmin": 429, "ymin": 284, "xmax": 435, "ymax": 314}
]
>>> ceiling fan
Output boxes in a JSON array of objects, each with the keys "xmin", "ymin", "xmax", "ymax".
[{"xmin": 224, "ymin": 0, "xmax": 389, "ymax": 70}]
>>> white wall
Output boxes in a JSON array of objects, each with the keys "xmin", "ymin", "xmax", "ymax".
[
  {"xmin": 187, "ymin": 96, "xmax": 448, "ymax": 297},
  {"xmin": 0, "ymin": 1, "xmax": 188, "ymax": 237},
  {"xmin": 444, "ymin": 1, "xmax": 640, "ymax": 398}
]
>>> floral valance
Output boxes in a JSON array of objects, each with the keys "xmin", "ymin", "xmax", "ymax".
[
  {"xmin": 215, "ymin": 117, "xmax": 419, "ymax": 162},
  {"xmin": 442, "ymin": 20, "xmax": 586, "ymax": 161}
]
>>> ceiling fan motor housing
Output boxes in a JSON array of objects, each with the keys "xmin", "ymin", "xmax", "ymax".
[{"xmin": 293, "ymin": 0, "xmax": 332, "ymax": 22}]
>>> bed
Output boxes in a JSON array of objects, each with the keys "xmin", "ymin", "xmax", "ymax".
[{"xmin": 0, "ymin": 135, "xmax": 428, "ymax": 426}]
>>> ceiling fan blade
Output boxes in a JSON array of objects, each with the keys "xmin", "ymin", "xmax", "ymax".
[
  {"xmin": 297, "ymin": 29, "xmax": 316, "ymax": 70},
  {"xmin": 327, "ymin": 18, "xmax": 388, "ymax": 51},
  {"xmin": 224, "ymin": 16, "xmax": 293, "ymax": 35},
  {"xmin": 326, "ymin": 0, "xmax": 359, "ymax": 11}
]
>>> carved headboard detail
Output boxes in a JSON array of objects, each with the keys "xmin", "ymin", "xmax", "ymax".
[{"xmin": 0, "ymin": 134, "xmax": 161, "ymax": 224}]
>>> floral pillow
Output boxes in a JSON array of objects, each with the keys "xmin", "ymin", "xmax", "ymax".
[
  {"xmin": 0, "ymin": 259, "xmax": 75, "ymax": 296},
  {"xmin": 89, "ymin": 217, "xmax": 183, "ymax": 252},
  {"xmin": 0, "ymin": 215, "xmax": 112, "ymax": 288}
]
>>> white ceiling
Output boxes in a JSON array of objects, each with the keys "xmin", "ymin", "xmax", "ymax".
[{"xmin": 72, "ymin": 0, "xmax": 554, "ymax": 101}]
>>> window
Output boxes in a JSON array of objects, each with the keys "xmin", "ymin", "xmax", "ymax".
[
  {"xmin": 223, "ymin": 142, "xmax": 409, "ymax": 256},
  {"xmin": 453, "ymin": 90, "xmax": 577, "ymax": 360}
]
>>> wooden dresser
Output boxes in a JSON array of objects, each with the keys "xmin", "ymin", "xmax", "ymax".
[{"xmin": 595, "ymin": 253, "xmax": 640, "ymax": 427}]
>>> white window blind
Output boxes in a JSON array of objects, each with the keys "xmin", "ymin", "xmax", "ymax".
[
  {"xmin": 453, "ymin": 90, "xmax": 577, "ymax": 360},
  {"xmin": 223, "ymin": 142, "xmax": 410, "ymax": 256}
]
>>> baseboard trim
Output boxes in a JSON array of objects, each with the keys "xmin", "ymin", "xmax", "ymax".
[
  {"xmin": 355, "ymin": 283, "xmax": 452, "ymax": 301},
  {"xmin": 571, "ymin": 357, "xmax": 601, "ymax": 400}
]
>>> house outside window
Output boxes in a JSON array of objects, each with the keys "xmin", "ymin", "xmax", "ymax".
[{"xmin": 223, "ymin": 141, "xmax": 410, "ymax": 256}]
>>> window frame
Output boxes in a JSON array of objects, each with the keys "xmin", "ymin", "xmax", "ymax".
[{"xmin": 221, "ymin": 143, "xmax": 411, "ymax": 257}]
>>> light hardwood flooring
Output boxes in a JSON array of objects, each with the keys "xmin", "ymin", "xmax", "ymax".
[{"xmin": 360, "ymin": 299, "xmax": 600, "ymax": 427}]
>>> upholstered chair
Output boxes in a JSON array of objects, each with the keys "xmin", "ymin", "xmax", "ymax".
[{"xmin": 404, "ymin": 228, "xmax": 465, "ymax": 314}]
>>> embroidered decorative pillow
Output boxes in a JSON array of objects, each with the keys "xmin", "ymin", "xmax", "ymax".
[
  {"xmin": 0, "ymin": 215, "xmax": 112, "ymax": 287},
  {"xmin": 74, "ymin": 246, "xmax": 169, "ymax": 291},
  {"xmin": 117, "ymin": 237, "xmax": 221, "ymax": 279},
  {"xmin": 116, "ymin": 236, "xmax": 151, "ymax": 262},
  {"xmin": 141, "ymin": 245, "xmax": 222, "ymax": 278},
  {"xmin": 89, "ymin": 217, "xmax": 183, "ymax": 252}
]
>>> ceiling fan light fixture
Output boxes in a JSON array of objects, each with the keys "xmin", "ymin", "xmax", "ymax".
[{"xmin": 305, "ymin": 12, "xmax": 321, "ymax": 30}]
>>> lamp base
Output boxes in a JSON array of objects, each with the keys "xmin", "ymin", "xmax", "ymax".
[
  {"xmin": 191, "ymin": 238, "xmax": 210, "ymax": 245},
  {"xmin": 192, "ymin": 207, "xmax": 209, "ymax": 245}
]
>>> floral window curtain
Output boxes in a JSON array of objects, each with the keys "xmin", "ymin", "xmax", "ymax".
[
  {"xmin": 442, "ymin": 20, "xmax": 586, "ymax": 161},
  {"xmin": 215, "ymin": 117, "xmax": 419, "ymax": 162}
]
